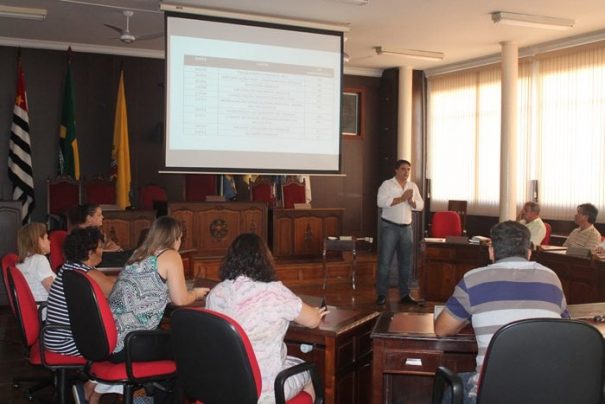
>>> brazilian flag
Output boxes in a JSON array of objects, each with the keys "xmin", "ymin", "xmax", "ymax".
[{"xmin": 59, "ymin": 58, "xmax": 80, "ymax": 179}]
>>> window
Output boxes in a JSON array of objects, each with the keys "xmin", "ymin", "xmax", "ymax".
[{"xmin": 428, "ymin": 44, "xmax": 605, "ymax": 221}]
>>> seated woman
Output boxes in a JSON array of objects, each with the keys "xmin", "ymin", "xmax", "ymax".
[
  {"xmin": 69, "ymin": 204, "xmax": 122, "ymax": 252},
  {"xmin": 110, "ymin": 216, "xmax": 209, "ymax": 353},
  {"xmin": 206, "ymin": 233, "xmax": 328, "ymax": 403},
  {"xmin": 44, "ymin": 227, "xmax": 116, "ymax": 356},
  {"xmin": 16, "ymin": 222, "xmax": 55, "ymax": 303},
  {"xmin": 74, "ymin": 216, "xmax": 210, "ymax": 403}
]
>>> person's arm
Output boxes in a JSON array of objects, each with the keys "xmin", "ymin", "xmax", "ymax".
[
  {"xmin": 159, "ymin": 250, "xmax": 209, "ymax": 306},
  {"xmin": 36, "ymin": 255, "xmax": 56, "ymax": 292},
  {"xmin": 434, "ymin": 310, "xmax": 467, "ymax": 337},
  {"xmin": 294, "ymin": 302, "xmax": 328, "ymax": 329},
  {"xmin": 409, "ymin": 183, "xmax": 424, "ymax": 211},
  {"xmin": 87, "ymin": 269, "xmax": 117, "ymax": 297},
  {"xmin": 377, "ymin": 181, "xmax": 399, "ymax": 208},
  {"xmin": 41, "ymin": 276, "xmax": 54, "ymax": 291}
]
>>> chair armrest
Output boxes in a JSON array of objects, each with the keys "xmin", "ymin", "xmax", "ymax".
[
  {"xmin": 432, "ymin": 366, "xmax": 463, "ymax": 404},
  {"xmin": 36, "ymin": 301, "xmax": 47, "ymax": 324},
  {"xmin": 274, "ymin": 361, "xmax": 323, "ymax": 404},
  {"xmin": 40, "ymin": 323, "xmax": 87, "ymax": 369},
  {"xmin": 124, "ymin": 329, "xmax": 173, "ymax": 380}
]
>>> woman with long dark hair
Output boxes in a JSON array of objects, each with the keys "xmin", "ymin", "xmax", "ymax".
[{"xmin": 206, "ymin": 233, "xmax": 327, "ymax": 403}]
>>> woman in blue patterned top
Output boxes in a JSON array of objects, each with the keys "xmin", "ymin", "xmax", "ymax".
[{"xmin": 109, "ymin": 216, "xmax": 209, "ymax": 352}]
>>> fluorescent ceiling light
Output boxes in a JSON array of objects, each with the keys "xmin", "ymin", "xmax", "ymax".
[
  {"xmin": 0, "ymin": 5, "xmax": 47, "ymax": 21},
  {"xmin": 327, "ymin": 0, "xmax": 368, "ymax": 5},
  {"xmin": 491, "ymin": 11, "xmax": 574, "ymax": 30},
  {"xmin": 374, "ymin": 46, "xmax": 444, "ymax": 61}
]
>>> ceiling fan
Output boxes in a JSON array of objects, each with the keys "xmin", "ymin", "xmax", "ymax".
[{"xmin": 104, "ymin": 10, "xmax": 162, "ymax": 44}]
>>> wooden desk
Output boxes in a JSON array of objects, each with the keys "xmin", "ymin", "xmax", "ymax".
[
  {"xmin": 419, "ymin": 241, "xmax": 605, "ymax": 304},
  {"xmin": 285, "ymin": 307, "xmax": 379, "ymax": 404},
  {"xmin": 419, "ymin": 240, "xmax": 489, "ymax": 302},
  {"xmin": 371, "ymin": 304, "xmax": 605, "ymax": 404},
  {"xmin": 536, "ymin": 249, "xmax": 605, "ymax": 304},
  {"xmin": 371, "ymin": 312, "xmax": 476, "ymax": 404},
  {"xmin": 272, "ymin": 208, "xmax": 343, "ymax": 258}
]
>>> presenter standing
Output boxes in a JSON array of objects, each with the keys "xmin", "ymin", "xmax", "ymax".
[{"xmin": 376, "ymin": 159, "xmax": 424, "ymax": 305}]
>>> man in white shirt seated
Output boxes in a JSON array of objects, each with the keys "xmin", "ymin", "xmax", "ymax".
[
  {"xmin": 517, "ymin": 201, "xmax": 546, "ymax": 248},
  {"xmin": 563, "ymin": 203, "xmax": 602, "ymax": 250}
]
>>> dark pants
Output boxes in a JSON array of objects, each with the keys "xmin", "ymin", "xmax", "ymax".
[{"xmin": 376, "ymin": 220, "xmax": 412, "ymax": 298}]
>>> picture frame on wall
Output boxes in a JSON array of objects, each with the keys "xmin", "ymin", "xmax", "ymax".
[{"xmin": 341, "ymin": 91, "xmax": 360, "ymax": 136}]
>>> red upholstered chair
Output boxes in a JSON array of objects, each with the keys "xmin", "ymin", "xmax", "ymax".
[
  {"xmin": 171, "ymin": 307, "xmax": 323, "ymax": 404},
  {"xmin": 83, "ymin": 176, "xmax": 117, "ymax": 205},
  {"xmin": 7, "ymin": 265, "xmax": 86, "ymax": 402},
  {"xmin": 430, "ymin": 211, "xmax": 463, "ymax": 238},
  {"xmin": 48, "ymin": 230, "xmax": 68, "ymax": 272},
  {"xmin": 62, "ymin": 270, "xmax": 176, "ymax": 404},
  {"xmin": 184, "ymin": 174, "xmax": 218, "ymax": 201},
  {"xmin": 139, "ymin": 184, "xmax": 168, "ymax": 210},
  {"xmin": 2, "ymin": 252, "xmax": 19, "ymax": 316},
  {"xmin": 46, "ymin": 176, "xmax": 80, "ymax": 229},
  {"xmin": 250, "ymin": 176, "xmax": 275, "ymax": 207},
  {"xmin": 282, "ymin": 177, "xmax": 306, "ymax": 209},
  {"xmin": 541, "ymin": 222, "xmax": 552, "ymax": 245}
]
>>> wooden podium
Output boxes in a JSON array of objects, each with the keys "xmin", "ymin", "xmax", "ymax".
[
  {"xmin": 168, "ymin": 202, "xmax": 268, "ymax": 258},
  {"xmin": 272, "ymin": 208, "xmax": 344, "ymax": 258}
]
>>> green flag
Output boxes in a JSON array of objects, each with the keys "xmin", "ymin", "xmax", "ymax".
[{"xmin": 59, "ymin": 56, "xmax": 80, "ymax": 179}]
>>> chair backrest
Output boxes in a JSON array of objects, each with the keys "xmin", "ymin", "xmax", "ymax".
[
  {"xmin": 62, "ymin": 270, "xmax": 117, "ymax": 361},
  {"xmin": 447, "ymin": 200, "xmax": 467, "ymax": 231},
  {"xmin": 477, "ymin": 318, "xmax": 604, "ymax": 404},
  {"xmin": 2, "ymin": 253, "xmax": 19, "ymax": 315},
  {"xmin": 48, "ymin": 230, "xmax": 68, "ymax": 272},
  {"xmin": 249, "ymin": 177, "xmax": 275, "ymax": 207},
  {"xmin": 7, "ymin": 265, "xmax": 40, "ymax": 349},
  {"xmin": 430, "ymin": 211, "xmax": 462, "ymax": 238},
  {"xmin": 139, "ymin": 184, "xmax": 168, "ymax": 210},
  {"xmin": 282, "ymin": 178, "xmax": 306, "ymax": 209},
  {"xmin": 184, "ymin": 174, "xmax": 218, "ymax": 202},
  {"xmin": 171, "ymin": 308, "xmax": 261, "ymax": 403},
  {"xmin": 47, "ymin": 176, "xmax": 80, "ymax": 216},
  {"xmin": 83, "ymin": 176, "xmax": 116, "ymax": 205},
  {"xmin": 541, "ymin": 222, "xmax": 552, "ymax": 245}
]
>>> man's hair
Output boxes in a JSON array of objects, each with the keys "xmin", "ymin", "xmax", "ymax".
[
  {"xmin": 394, "ymin": 159, "xmax": 411, "ymax": 170},
  {"xmin": 524, "ymin": 201, "xmax": 540, "ymax": 213},
  {"xmin": 578, "ymin": 203, "xmax": 598, "ymax": 224},
  {"xmin": 490, "ymin": 220, "xmax": 531, "ymax": 261}
]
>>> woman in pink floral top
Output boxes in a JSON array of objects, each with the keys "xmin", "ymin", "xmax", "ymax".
[{"xmin": 206, "ymin": 233, "xmax": 327, "ymax": 403}]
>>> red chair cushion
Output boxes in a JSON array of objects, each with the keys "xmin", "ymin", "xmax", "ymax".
[
  {"xmin": 282, "ymin": 182, "xmax": 306, "ymax": 209},
  {"xmin": 49, "ymin": 230, "xmax": 68, "ymax": 272},
  {"xmin": 30, "ymin": 343, "xmax": 87, "ymax": 366},
  {"xmin": 185, "ymin": 175, "xmax": 217, "ymax": 202},
  {"xmin": 287, "ymin": 391, "xmax": 313, "ymax": 404},
  {"xmin": 90, "ymin": 360, "xmax": 176, "ymax": 381},
  {"xmin": 85, "ymin": 179, "xmax": 116, "ymax": 205},
  {"xmin": 49, "ymin": 180, "xmax": 80, "ymax": 215},
  {"xmin": 541, "ymin": 222, "xmax": 552, "ymax": 245},
  {"xmin": 9, "ymin": 266, "xmax": 39, "ymax": 347},
  {"xmin": 139, "ymin": 185, "xmax": 168, "ymax": 210},
  {"xmin": 431, "ymin": 211, "xmax": 463, "ymax": 238}
]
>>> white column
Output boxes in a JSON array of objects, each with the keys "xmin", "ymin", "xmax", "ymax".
[
  {"xmin": 398, "ymin": 66, "xmax": 413, "ymax": 161},
  {"xmin": 499, "ymin": 41, "xmax": 518, "ymax": 221}
]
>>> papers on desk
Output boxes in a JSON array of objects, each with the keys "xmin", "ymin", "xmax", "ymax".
[{"xmin": 424, "ymin": 237, "xmax": 446, "ymax": 243}]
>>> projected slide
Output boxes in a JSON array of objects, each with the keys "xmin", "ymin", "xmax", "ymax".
[{"xmin": 165, "ymin": 15, "xmax": 343, "ymax": 173}]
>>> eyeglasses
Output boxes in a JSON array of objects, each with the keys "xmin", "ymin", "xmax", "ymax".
[{"xmin": 593, "ymin": 315, "xmax": 605, "ymax": 322}]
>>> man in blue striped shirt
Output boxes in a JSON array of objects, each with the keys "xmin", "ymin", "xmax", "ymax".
[{"xmin": 435, "ymin": 220, "xmax": 568, "ymax": 403}]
